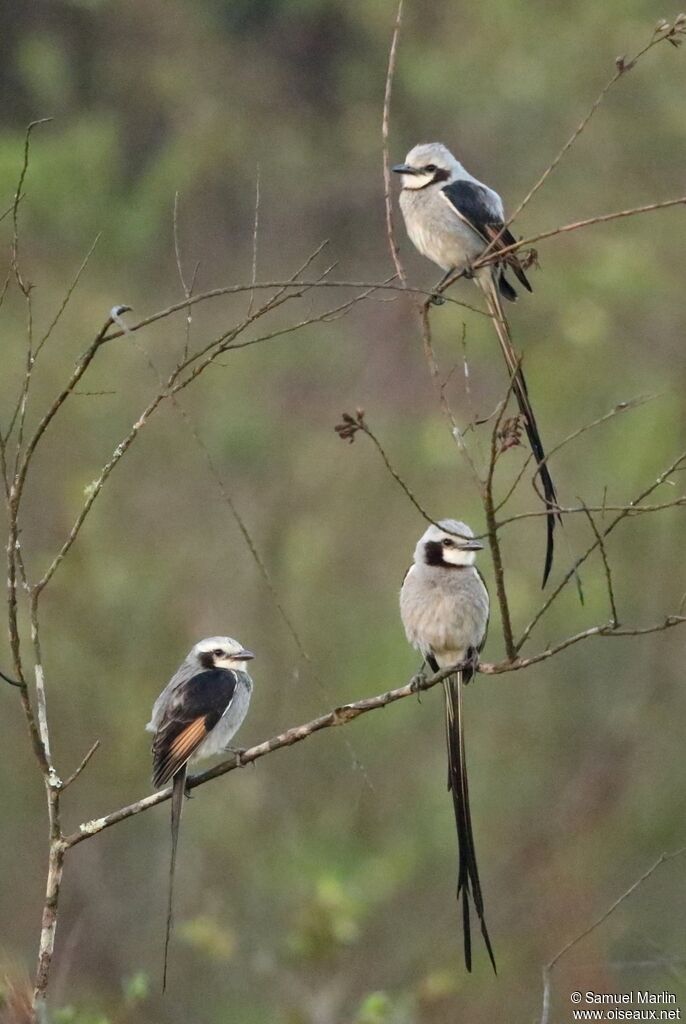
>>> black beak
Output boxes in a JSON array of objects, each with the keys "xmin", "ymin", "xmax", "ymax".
[
  {"xmin": 459, "ymin": 540, "xmax": 484, "ymax": 551},
  {"xmin": 237, "ymin": 649, "xmax": 255, "ymax": 661},
  {"xmin": 391, "ymin": 163, "xmax": 418, "ymax": 175}
]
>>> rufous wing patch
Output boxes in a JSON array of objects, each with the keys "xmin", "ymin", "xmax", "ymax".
[{"xmin": 154, "ymin": 717, "xmax": 208, "ymax": 787}]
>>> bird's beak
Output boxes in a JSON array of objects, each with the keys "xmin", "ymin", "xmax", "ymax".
[
  {"xmin": 459, "ymin": 540, "xmax": 484, "ymax": 551},
  {"xmin": 391, "ymin": 163, "xmax": 418, "ymax": 175},
  {"xmin": 238, "ymin": 649, "xmax": 255, "ymax": 661}
]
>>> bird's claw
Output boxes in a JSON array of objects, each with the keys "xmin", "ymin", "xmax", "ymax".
[
  {"xmin": 410, "ymin": 671, "xmax": 426, "ymax": 701},
  {"xmin": 225, "ymin": 745, "xmax": 249, "ymax": 767},
  {"xmin": 184, "ymin": 776, "xmax": 194, "ymax": 798},
  {"xmin": 463, "ymin": 648, "xmax": 480, "ymax": 682}
]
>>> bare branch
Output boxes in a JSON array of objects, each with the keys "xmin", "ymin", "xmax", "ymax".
[
  {"xmin": 61, "ymin": 741, "xmax": 100, "ymax": 791},
  {"xmin": 382, "ymin": 0, "xmax": 407, "ymax": 289},
  {"xmin": 12, "ymin": 313, "xmax": 117, "ymax": 515},
  {"xmin": 483, "ymin": 17, "xmax": 685, "ymax": 261},
  {"xmin": 581, "ymin": 501, "xmax": 619, "ymax": 624},
  {"xmin": 541, "ymin": 844, "xmax": 686, "ymax": 1024},
  {"xmin": 0, "ymin": 666, "xmax": 22, "ymax": 687},
  {"xmin": 95, "ymin": 280, "xmax": 485, "ymax": 347},
  {"xmin": 482, "ymin": 362, "xmax": 526, "ymax": 661},
  {"xmin": 476, "ymin": 195, "xmax": 686, "ymax": 272},
  {"xmin": 418, "ymin": 305, "xmax": 484, "ymax": 487},
  {"xmin": 494, "ymin": 393, "xmax": 660, "ymax": 515},
  {"xmin": 63, "ymin": 611, "xmax": 686, "ymax": 850},
  {"xmin": 334, "ymin": 409, "xmax": 436, "ymax": 525},
  {"xmin": 480, "ymin": 613, "xmax": 686, "ymax": 675},
  {"xmin": 517, "ymin": 450, "xmax": 686, "ymax": 651},
  {"xmin": 247, "ymin": 167, "xmax": 261, "ymax": 317},
  {"xmin": 11, "ymin": 119, "xmax": 52, "ymax": 295},
  {"xmin": 34, "ymin": 234, "xmax": 101, "ymax": 359}
]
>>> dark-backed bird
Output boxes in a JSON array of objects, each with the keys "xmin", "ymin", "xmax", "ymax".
[
  {"xmin": 393, "ymin": 142, "xmax": 557, "ymax": 586},
  {"xmin": 400, "ymin": 519, "xmax": 495, "ymax": 973},
  {"xmin": 147, "ymin": 635, "xmax": 255, "ymax": 990}
]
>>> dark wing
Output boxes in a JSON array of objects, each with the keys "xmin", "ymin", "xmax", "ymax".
[
  {"xmin": 441, "ymin": 180, "xmax": 532, "ymax": 295},
  {"xmin": 152, "ymin": 668, "xmax": 238, "ymax": 788}
]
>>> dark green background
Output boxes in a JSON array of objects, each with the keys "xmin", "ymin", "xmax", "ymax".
[{"xmin": 1, "ymin": 1, "xmax": 685, "ymax": 1021}]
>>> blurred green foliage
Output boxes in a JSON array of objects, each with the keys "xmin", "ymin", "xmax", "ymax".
[{"xmin": 1, "ymin": 1, "xmax": 685, "ymax": 1022}]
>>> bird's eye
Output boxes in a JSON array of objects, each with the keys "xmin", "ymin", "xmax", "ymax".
[
  {"xmin": 442, "ymin": 538, "xmax": 455, "ymax": 547},
  {"xmin": 213, "ymin": 648, "xmax": 224, "ymax": 657},
  {"xmin": 425, "ymin": 164, "xmax": 437, "ymax": 173}
]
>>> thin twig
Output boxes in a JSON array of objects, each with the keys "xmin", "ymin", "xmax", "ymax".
[
  {"xmin": 475, "ymin": 195, "xmax": 686, "ymax": 272},
  {"xmin": 581, "ymin": 501, "xmax": 618, "ymax": 624},
  {"xmin": 247, "ymin": 167, "xmax": 261, "ymax": 316},
  {"xmin": 61, "ymin": 741, "xmax": 100, "ymax": 791},
  {"xmin": 483, "ymin": 19, "xmax": 682, "ymax": 262},
  {"xmin": 337, "ymin": 411, "xmax": 436, "ymax": 525},
  {"xmin": 494, "ymin": 394, "xmax": 660, "ymax": 515},
  {"xmin": 63, "ymin": 611, "xmax": 686, "ymax": 850},
  {"xmin": 517, "ymin": 451, "xmax": 686, "ymax": 651},
  {"xmin": 96, "ymin": 280, "xmax": 485, "ymax": 347},
  {"xmin": 0, "ymin": 667, "xmax": 22, "ymax": 687},
  {"xmin": 483, "ymin": 363, "xmax": 524, "ymax": 661},
  {"xmin": 382, "ymin": 0, "xmax": 407, "ymax": 289},
  {"xmin": 493, "ymin": 495, "xmax": 686, "ymax": 529},
  {"xmin": 33, "ymin": 234, "xmax": 101, "ymax": 359},
  {"xmin": 11, "ymin": 119, "xmax": 52, "ymax": 296},
  {"xmin": 172, "ymin": 191, "xmax": 195, "ymax": 361},
  {"xmin": 419, "ymin": 304, "xmax": 483, "ymax": 487},
  {"xmin": 540, "ymin": 845, "xmax": 686, "ymax": 1024}
]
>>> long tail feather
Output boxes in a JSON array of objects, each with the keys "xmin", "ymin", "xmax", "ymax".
[
  {"xmin": 479, "ymin": 269, "xmax": 558, "ymax": 587},
  {"xmin": 162, "ymin": 767, "xmax": 186, "ymax": 992},
  {"xmin": 443, "ymin": 672, "xmax": 497, "ymax": 974}
]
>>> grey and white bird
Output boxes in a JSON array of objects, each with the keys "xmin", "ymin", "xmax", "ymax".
[
  {"xmin": 147, "ymin": 635, "xmax": 255, "ymax": 990},
  {"xmin": 400, "ymin": 519, "xmax": 495, "ymax": 973},
  {"xmin": 393, "ymin": 142, "xmax": 558, "ymax": 586}
]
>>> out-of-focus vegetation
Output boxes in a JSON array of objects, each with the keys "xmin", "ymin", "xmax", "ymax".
[{"xmin": 1, "ymin": 1, "xmax": 685, "ymax": 1021}]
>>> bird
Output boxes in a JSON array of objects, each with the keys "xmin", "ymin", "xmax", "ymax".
[
  {"xmin": 146, "ymin": 635, "xmax": 255, "ymax": 990},
  {"xmin": 393, "ymin": 142, "xmax": 558, "ymax": 586},
  {"xmin": 399, "ymin": 519, "xmax": 495, "ymax": 973}
]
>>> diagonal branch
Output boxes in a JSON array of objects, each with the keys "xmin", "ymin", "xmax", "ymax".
[
  {"xmin": 516, "ymin": 449, "xmax": 686, "ymax": 651},
  {"xmin": 540, "ymin": 844, "xmax": 686, "ymax": 1024},
  {"xmin": 62, "ymin": 610, "xmax": 686, "ymax": 850}
]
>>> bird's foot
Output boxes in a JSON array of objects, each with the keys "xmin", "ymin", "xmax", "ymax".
[
  {"xmin": 184, "ymin": 776, "xmax": 195, "ymax": 798},
  {"xmin": 463, "ymin": 647, "xmax": 480, "ymax": 682},
  {"xmin": 429, "ymin": 293, "xmax": 446, "ymax": 306},
  {"xmin": 224, "ymin": 745, "xmax": 249, "ymax": 767},
  {"xmin": 410, "ymin": 671, "xmax": 426, "ymax": 702}
]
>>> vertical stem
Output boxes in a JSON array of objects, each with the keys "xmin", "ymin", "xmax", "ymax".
[
  {"xmin": 6, "ymin": 489, "xmax": 48, "ymax": 770},
  {"xmin": 33, "ymin": 838, "xmax": 66, "ymax": 1018},
  {"xmin": 484, "ymin": 481, "xmax": 516, "ymax": 661}
]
